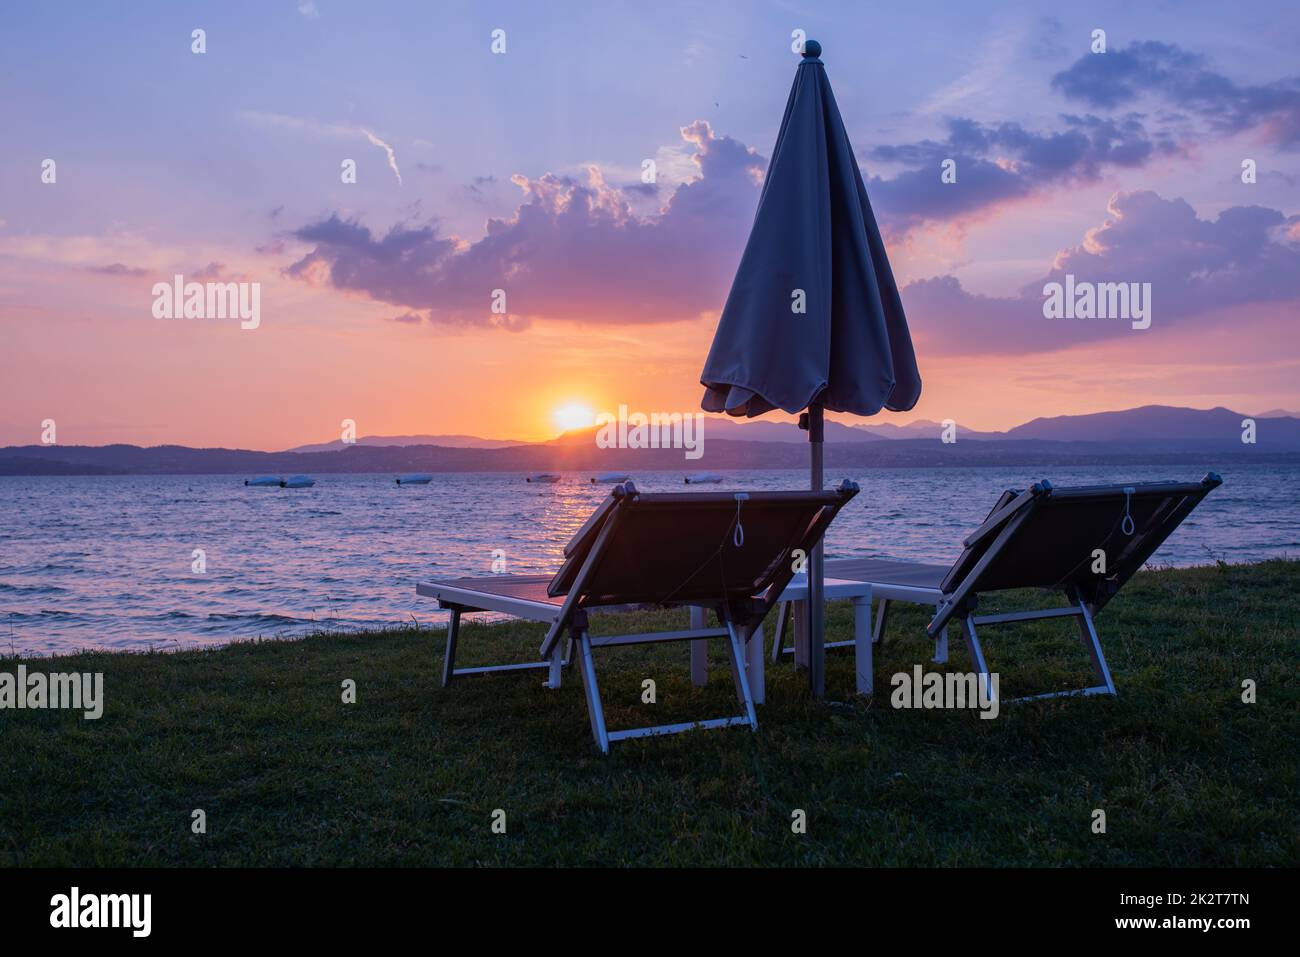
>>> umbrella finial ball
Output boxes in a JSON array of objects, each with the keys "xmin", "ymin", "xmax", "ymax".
[{"xmin": 803, "ymin": 39, "xmax": 821, "ymax": 58}]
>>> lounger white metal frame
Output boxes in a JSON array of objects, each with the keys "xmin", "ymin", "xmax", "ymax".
[
  {"xmin": 773, "ymin": 473, "xmax": 1222, "ymax": 704},
  {"xmin": 417, "ymin": 576, "xmax": 574, "ymax": 688},
  {"xmin": 420, "ymin": 582, "xmax": 759, "ymax": 753},
  {"xmin": 771, "ymin": 576, "xmax": 950, "ymax": 669},
  {"xmin": 418, "ymin": 481, "xmax": 859, "ymax": 752}
]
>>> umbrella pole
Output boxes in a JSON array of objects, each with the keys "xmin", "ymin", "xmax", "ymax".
[{"xmin": 808, "ymin": 404, "xmax": 826, "ymax": 698}]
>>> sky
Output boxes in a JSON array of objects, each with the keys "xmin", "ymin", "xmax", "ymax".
[{"xmin": 1, "ymin": 0, "xmax": 1298, "ymax": 449}]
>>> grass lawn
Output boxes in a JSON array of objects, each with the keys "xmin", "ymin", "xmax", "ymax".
[{"xmin": 1, "ymin": 560, "xmax": 1296, "ymax": 867}]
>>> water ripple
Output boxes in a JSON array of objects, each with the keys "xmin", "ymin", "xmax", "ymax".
[{"xmin": 0, "ymin": 465, "xmax": 1291, "ymax": 654}]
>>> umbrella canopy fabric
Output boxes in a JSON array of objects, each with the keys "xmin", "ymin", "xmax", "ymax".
[{"xmin": 700, "ymin": 43, "xmax": 921, "ymax": 419}]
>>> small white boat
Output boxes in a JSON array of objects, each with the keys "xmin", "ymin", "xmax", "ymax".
[
  {"xmin": 590, "ymin": 472, "xmax": 630, "ymax": 484},
  {"xmin": 525, "ymin": 473, "xmax": 561, "ymax": 483},
  {"xmin": 280, "ymin": 475, "xmax": 316, "ymax": 488},
  {"xmin": 396, "ymin": 474, "xmax": 433, "ymax": 485},
  {"xmin": 684, "ymin": 472, "xmax": 724, "ymax": 484},
  {"xmin": 244, "ymin": 476, "xmax": 280, "ymax": 487}
]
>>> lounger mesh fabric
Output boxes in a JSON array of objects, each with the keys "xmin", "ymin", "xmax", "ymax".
[
  {"xmin": 824, "ymin": 558, "xmax": 949, "ymax": 590},
  {"xmin": 440, "ymin": 575, "xmax": 559, "ymax": 606},
  {"xmin": 548, "ymin": 491, "xmax": 845, "ymax": 607}
]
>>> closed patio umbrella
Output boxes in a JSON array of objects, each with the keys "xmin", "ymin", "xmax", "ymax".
[{"xmin": 700, "ymin": 40, "xmax": 921, "ymax": 698}]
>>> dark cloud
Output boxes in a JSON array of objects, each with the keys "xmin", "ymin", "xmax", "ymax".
[
  {"xmin": 285, "ymin": 121, "xmax": 764, "ymax": 327},
  {"xmin": 465, "ymin": 174, "xmax": 498, "ymax": 198},
  {"xmin": 1051, "ymin": 41, "xmax": 1300, "ymax": 147},
  {"xmin": 869, "ymin": 159, "xmax": 1029, "ymax": 226},
  {"xmin": 865, "ymin": 38, "xmax": 1294, "ymax": 233},
  {"xmin": 868, "ymin": 114, "xmax": 1175, "ymax": 229},
  {"xmin": 903, "ymin": 191, "xmax": 1300, "ymax": 355}
]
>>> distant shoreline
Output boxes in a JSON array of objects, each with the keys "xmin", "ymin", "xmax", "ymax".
[
  {"xmin": 2, "ymin": 440, "xmax": 1296, "ymax": 477},
  {"xmin": 5, "ymin": 405, "xmax": 1298, "ymax": 475}
]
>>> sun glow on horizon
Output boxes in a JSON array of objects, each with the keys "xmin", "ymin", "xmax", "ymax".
[{"xmin": 552, "ymin": 402, "xmax": 596, "ymax": 433}]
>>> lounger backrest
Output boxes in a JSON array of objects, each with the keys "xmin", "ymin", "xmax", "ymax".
[
  {"xmin": 932, "ymin": 473, "xmax": 1222, "ymax": 634},
  {"xmin": 548, "ymin": 484, "xmax": 858, "ymax": 609},
  {"xmin": 939, "ymin": 486, "xmax": 1037, "ymax": 594},
  {"xmin": 1039, "ymin": 476, "xmax": 1222, "ymax": 610},
  {"xmin": 561, "ymin": 495, "xmax": 618, "ymax": 558}
]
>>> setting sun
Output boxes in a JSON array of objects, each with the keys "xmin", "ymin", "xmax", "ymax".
[{"xmin": 553, "ymin": 402, "xmax": 596, "ymax": 433}]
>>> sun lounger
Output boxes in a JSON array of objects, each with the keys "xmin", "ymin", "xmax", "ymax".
[
  {"xmin": 417, "ymin": 480, "xmax": 860, "ymax": 751},
  {"xmin": 775, "ymin": 474, "xmax": 1222, "ymax": 701}
]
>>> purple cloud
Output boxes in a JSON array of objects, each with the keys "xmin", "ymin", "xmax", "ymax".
[
  {"xmin": 864, "ymin": 38, "xmax": 1296, "ymax": 234},
  {"xmin": 86, "ymin": 262, "xmax": 148, "ymax": 277},
  {"xmin": 867, "ymin": 114, "xmax": 1178, "ymax": 231},
  {"xmin": 191, "ymin": 261, "xmax": 232, "ymax": 281},
  {"xmin": 1051, "ymin": 41, "xmax": 1300, "ymax": 148},
  {"xmin": 285, "ymin": 121, "xmax": 764, "ymax": 327},
  {"xmin": 904, "ymin": 191, "xmax": 1300, "ymax": 354}
]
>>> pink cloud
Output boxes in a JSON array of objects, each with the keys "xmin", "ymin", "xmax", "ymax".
[
  {"xmin": 285, "ymin": 121, "xmax": 765, "ymax": 328},
  {"xmin": 904, "ymin": 190, "xmax": 1300, "ymax": 355}
]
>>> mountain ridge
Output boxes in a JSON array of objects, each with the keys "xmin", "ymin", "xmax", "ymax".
[
  {"xmin": 279, "ymin": 404, "xmax": 1291, "ymax": 450},
  {"xmin": 3, "ymin": 405, "xmax": 1297, "ymax": 475}
]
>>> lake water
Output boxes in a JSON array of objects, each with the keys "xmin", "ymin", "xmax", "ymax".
[{"xmin": 1, "ymin": 464, "xmax": 1295, "ymax": 655}]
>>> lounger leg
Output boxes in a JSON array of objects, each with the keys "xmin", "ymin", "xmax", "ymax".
[
  {"xmin": 853, "ymin": 594, "xmax": 873, "ymax": 695},
  {"xmin": 770, "ymin": 601, "xmax": 790, "ymax": 663},
  {"xmin": 441, "ymin": 609, "xmax": 461, "ymax": 688},
  {"xmin": 724, "ymin": 623, "xmax": 758, "ymax": 731},
  {"xmin": 960, "ymin": 613, "xmax": 995, "ymax": 704},
  {"xmin": 689, "ymin": 606, "xmax": 708, "ymax": 687},
  {"xmin": 872, "ymin": 598, "xmax": 890, "ymax": 645},
  {"xmin": 745, "ymin": 620, "xmax": 765, "ymax": 705},
  {"xmin": 576, "ymin": 631, "xmax": 610, "ymax": 754},
  {"xmin": 933, "ymin": 609, "xmax": 949, "ymax": 664},
  {"xmin": 546, "ymin": 640, "xmax": 563, "ymax": 689},
  {"xmin": 792, "ymin": 601, "xmax": 810, "ymax": 670},
  {"xmin": 1074, "ymin": 601, "xmax": 1116, "ymax": 696}
]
